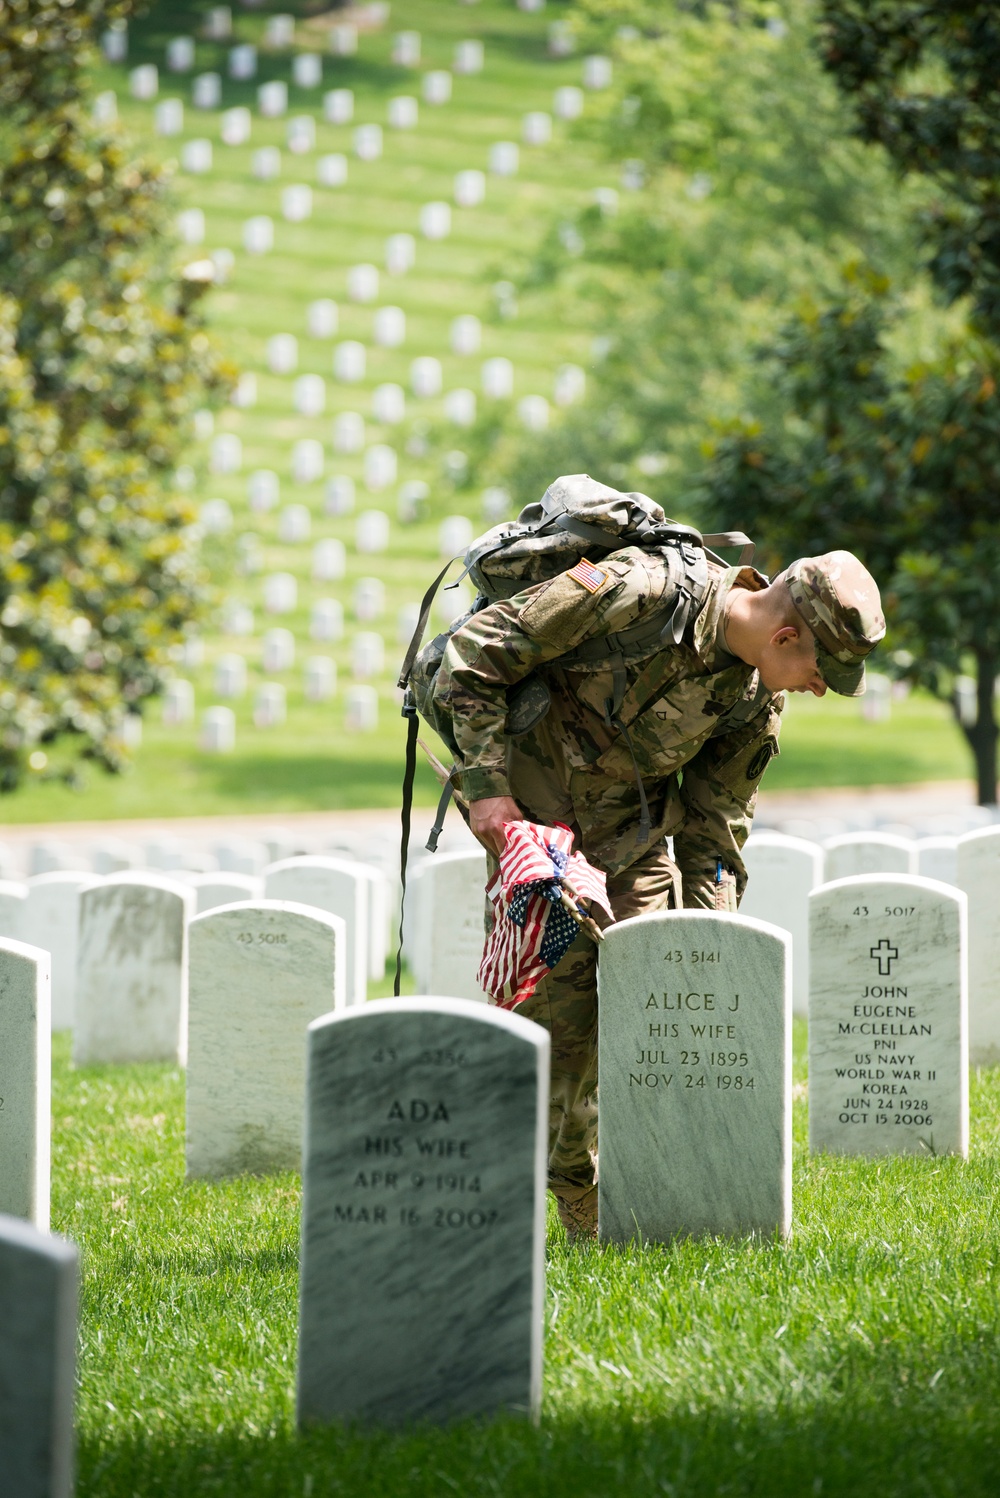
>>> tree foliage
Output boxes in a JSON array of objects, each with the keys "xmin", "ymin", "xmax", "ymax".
[
  {"xmin": 476, "ymin": 0, "xmax": 921, "ymax": 512},
  {"xmin": 0, "ymin": 0, "xmax": 232, "ymax": 789},
  {"xmin": 697, "ymin": 274, "xmax": 1000, "ymax": 803},
  {"xmin": 818, "ymin": 0, "xmax": 1000, "ymax": 336}
]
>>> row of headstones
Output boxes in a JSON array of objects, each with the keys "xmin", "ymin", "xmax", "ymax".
[
  {"xmin": 102, "ymin": 9, "xmax": 583, "ymax": 64},
  {"xmin": 0, "ymin": 990, "xmax": 544, "ymax": 1494},
  {"xmin": 0, "ymin": 856, "xmax": 389, "ymax": 1037},
  {"xmin": 217, "ymin": 472, "xmax": 509, "ymax": 529},
  {"xmin": 740, "ymin": 826, "xmax": 1000, "ymax": 1062},
  {"xmin": 0, "ymin": 879, "xmax": 968, "ymax": 1479},
  {"xmin": 407, "ymin": 847, "xmax": 982, "ymax": 1133}
]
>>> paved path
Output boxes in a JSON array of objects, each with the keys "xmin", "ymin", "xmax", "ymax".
[{"xmin": 0, "ymin": 778, "xmax": 992, "ymax": 877}]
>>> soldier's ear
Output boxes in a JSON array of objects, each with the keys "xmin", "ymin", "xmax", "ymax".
[{"xmin": 769, "ymin": 625, "xmax": 801, "ymax": 649}]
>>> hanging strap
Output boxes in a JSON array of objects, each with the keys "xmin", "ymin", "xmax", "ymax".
[
  {"xmin": 394, "ymin": 697, "xmax": 420, "ymax": 997},
  {"xmin": 394, "ymin": 555, "xmax": 464, "ymax": 998},
  {"xmin": 426, "ymin": 775, "xmax": 455, "ymax": 853},
  {"xmin": 397, "ymin": 555, "xmax": 461, "ymax": 691}
]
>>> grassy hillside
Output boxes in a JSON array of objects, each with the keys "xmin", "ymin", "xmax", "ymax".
[{"xmin": 11, "ymin": 0, "xmax": 969, "ymax": 823}]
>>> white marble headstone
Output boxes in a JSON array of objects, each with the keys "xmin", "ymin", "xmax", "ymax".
[
  {"xmin": 264, "ymin": 857, "xmax": 370, "ymax": 1004},
  {"xmin": 186, "ymin": 900, "xmax": 344, "ymax": 1178},
  {"xmin": 489, "ymin": 141, "xmax": 519, "ymax": 176},
  {"xmin": 0, "ymin": 881, "xmax": 27, "ymax": 940},
  {"xmin": 0, "ymin": 1214, "xmax": 78, "ymax": 1498},
  {"xmin": 824, "ymin": 833, "xmax": 915, "ymax": 882},
  {"xmin": 305, "ymin": 656, "xmax": 336, "ymax": 702},
  {"xmin": 201, "ymin": 706, "xmax": 236, "ymax": 752},
  {"xmin": 0, "ymin": 941, "xmax": 50, "ymax": 1229},
  {"xmin": 810, "ymin": 874, "xmax": 968, "ymax": 1155},
  {"xmin": 345, "ymin": 685, "xmax": 378, "ymax": 732},
  {"xmin": 419, "ymin": 201, "xmax": 451, "ymax": 241},
  {"xmin": 250, "ymin": 146, "xmax": 282, "ymax": 183},
  {"xmin": 323, "ymin": 87, "xmax": 354, "ymax": 124},
  {"xmin": 189, "ymin": 873, "xmax": 263, "ymax": 913},
  {"xmin": 193, "ymin": 71, "xmax": 222, "ymax": 109},
  {"xmin": 522, "ymin": 111, "xmax": 552, "ymax": 146},
  {"xmin": 313, "ymin": 538, "xmax": 346, "ymax": 581},
  {"xmin": 385, "ymin": 232, "xmax": 415, "ymax": 274},
  {"xmin": 307, "ymin": 299, "xmax": 338, "ymax": 339},
  {"xmin": 317, "ymin": 152, "xmax": 348, "ymax": 187},
  {"xmin": 334, "ymin": 340, "xmax": 366, "ymax": 382},
  {"xmin": 292, "ymin": 438, "xmax": 324, "ymax": 483},
  {"xmin": 740, "ymin": 831, "xmax": 822, "ymax": 1016},
  {"xmin": 296, "ymin": 998, "xmax": 547, "ymax": 1426},
  {"xmin": 597, "ymin": 911, "xmax": 791, "ymax": 1242},
  {"xmin": 916, "ymin": 836, "xmax": 957, "ymax": 885},
  {"xmin": 372, "ymin": 383, "xmax": 405, "ymax": 424},
  {"xmin": 258, "ymin": 80, "xmax": 288, "ymax": 117},
  {"xmin": 332, "ymin": 411, "xmax": 365, "ymax": 453},
  {"xmin": 311, "ymin": 599, "xmax": 344, "ymax": 641},
  {"xmin": 482, "ymin": 356, "xmax": 514, "ymax": 399},
  {"xmin": 956, "ymin": 827, "xmax": 1000, "ymax": 1064},
  {"xmin": 406, "ymin": 850, "xmax": 488, "ymax": 1002},
  {"xmin": 73, "ymin": 874, "xmax": 195, "ymax": 1065},
  {"xmin": 355, "ymin": 510, "xmax": 390, "ymax": 554},
  {"xmin": 410, "ymin": 356, "xmax": 442, "ymax": 398},
  {"xmin": 22, "ymin": 873, "xmax": 91, "ymax": 1031},
  {"xmin": 422, "ymin": 70, "xmax": 452, "ymax": 106}
]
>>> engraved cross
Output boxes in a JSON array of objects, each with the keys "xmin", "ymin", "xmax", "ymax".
[{"xmin": 869, "ymin": 938, "xmax": 899, "ymax": 977}]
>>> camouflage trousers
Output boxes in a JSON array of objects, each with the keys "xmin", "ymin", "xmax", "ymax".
[{"xmin": 489, "ymin": 842, "xmax": 682, "ymax": 1191}]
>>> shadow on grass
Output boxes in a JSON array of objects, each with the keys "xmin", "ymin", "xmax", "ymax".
[{"xmin": 79, "ymin": 1395, "xmax": 1000, "ymax": 1498}]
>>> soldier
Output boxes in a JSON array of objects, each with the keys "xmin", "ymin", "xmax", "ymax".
[{"xmin": 431, "ymin": 542, "xmax": 885, "ymax": 1240}]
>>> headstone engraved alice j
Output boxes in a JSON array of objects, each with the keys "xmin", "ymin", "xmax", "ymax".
[
  {"xmin": 297, "ymin": 997, "xmax": 548, "ymax": 1427},
  {"xmin": 808, "ymin": 875, "xmax": 968, "ymax": 1157},
  {"xmin": 598, "ymin": 911, "xmax": 791, "ymax": 1242}
]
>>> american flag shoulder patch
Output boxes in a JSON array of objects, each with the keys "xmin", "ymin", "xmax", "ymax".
[{"xmin": 567, "ymin": 558, "xmax": 608, "ymax": 594}]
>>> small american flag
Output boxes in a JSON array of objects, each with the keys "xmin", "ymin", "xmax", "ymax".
[
  {"xmin": 478, "ymin": 821, "xmax": 614, "ymax": 1009},
  {"xmin": 566, "ymin": 558, "xmax": 608, "ymax": 594}
]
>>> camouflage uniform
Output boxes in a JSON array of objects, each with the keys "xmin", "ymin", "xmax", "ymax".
[
  {"xmin": 435, "ymin": 543, "xmax": 884, "ymax": 1230},
  {"xmin": 440, "ymin": 550, "xmax": 780, "ymax": 1209}
]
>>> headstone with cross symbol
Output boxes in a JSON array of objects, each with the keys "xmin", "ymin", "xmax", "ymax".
[
  {"xmin": 808, "ymin": 874, "xmax": 967, "ymax": 1158},
  {"xmin": 869, "ymin": 938, "xmax": 899, "ymax": 977}
]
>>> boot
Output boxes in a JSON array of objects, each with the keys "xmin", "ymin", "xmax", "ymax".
[{"xmin": 551, "ymin": 1177, "xmax": 597, "ymax": 1243}]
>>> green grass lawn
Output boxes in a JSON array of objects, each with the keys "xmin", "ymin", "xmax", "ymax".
[
  {"xmin": 58, "ymin": 1019, "xmax": 1000, "ymax": 1496},
  {"xmin": 0, "ymin": 683, "xmax": 972, "ymax": 822}
]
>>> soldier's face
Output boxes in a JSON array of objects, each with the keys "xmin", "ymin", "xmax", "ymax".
[{"xmin": 758, "ymin": 626, "xmax": 827, "ymax": 696}]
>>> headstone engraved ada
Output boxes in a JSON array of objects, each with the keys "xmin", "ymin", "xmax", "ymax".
[
  {"xmin": 0, "ymin": 1215, "xmax": 78, "ymax": 1498},
  {"xmin": 808, "ymin": 875, "xmax": 968, "ymax": 1158},
  {"xmin": 186, "ymin": 901, "xmax": 345, "ymax": 1179},
  {"xmin": 598, "ymin": 912, "xmax": 791, "ymax": 1242},
  {"xmin": 296, "ymin": 998, "xmax": 548, "ymax": 1427}
]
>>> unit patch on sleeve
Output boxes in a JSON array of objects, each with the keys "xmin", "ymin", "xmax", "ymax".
[{"xmin": 566, "ymin": 558, "xmax": 609, "ymax": 594}]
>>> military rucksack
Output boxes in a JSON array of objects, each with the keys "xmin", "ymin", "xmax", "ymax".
[{"xmin": 390, "ymin": 474, "xmax": 754, "ymax": 993}]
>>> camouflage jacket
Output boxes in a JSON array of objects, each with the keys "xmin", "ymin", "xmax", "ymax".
[{"xmin": 433, "ymin": 548, "xmax": 784, "ymax": 909}]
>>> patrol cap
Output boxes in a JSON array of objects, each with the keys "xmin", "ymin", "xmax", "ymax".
[{"xmin": 785, "ymin": 550, "xmax": 885, "ymax": 696}]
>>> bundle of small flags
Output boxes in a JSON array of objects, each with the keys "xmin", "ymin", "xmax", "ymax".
[{"xmin": 477, "ymin": 821, "xmax": 614, "ymax": 1009}]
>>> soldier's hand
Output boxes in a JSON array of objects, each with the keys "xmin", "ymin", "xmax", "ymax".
[{"xmin": 469, "ymin": 796, "xmax": 523, "ymax": 857}]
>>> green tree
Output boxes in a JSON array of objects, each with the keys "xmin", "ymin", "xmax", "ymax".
[
  {"xmin": 697, "ymin": 276, "xmax": 1000, "ymax": 804},
  {"xmin": 0, "ymin": 0, "xmax": 232, "ymax": 790},
  {"xmin": 817, "ymin": 0, "xmax": 1000, "ymax": 336},
  {"xmin": 692, "ymin": 2, "xmax": 1000, "ymax": 803},
  {"xmin": 475, "ymin": 0, "xmax": 920, "ymax": 512}
]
